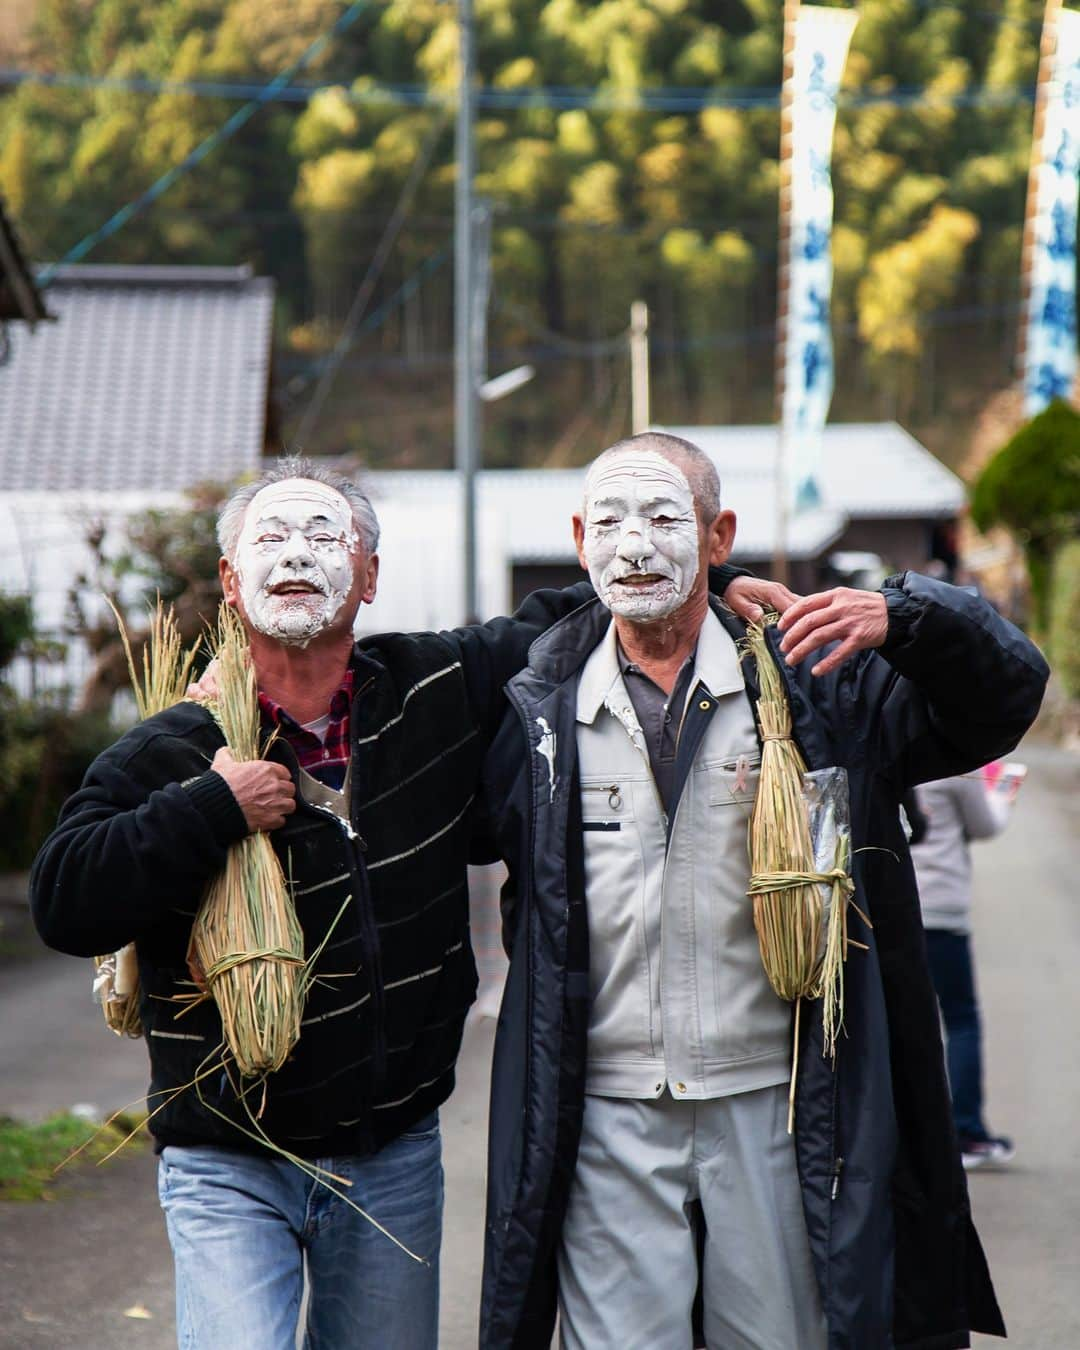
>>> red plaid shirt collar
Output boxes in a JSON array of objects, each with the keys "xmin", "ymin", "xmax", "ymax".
[{"xmin": 258, "ymin": 665, "xmax": 355, "ymax": 788}]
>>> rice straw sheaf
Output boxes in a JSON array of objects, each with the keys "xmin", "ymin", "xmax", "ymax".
[
  {"xmin": 187, "ymin": 603, "xmax": 305, "ymax": 1078},
  {"xmin": 93, "ymin": 599, "xmax": 200, "ymax": 1038},
  {"xmin": 742, "ymin": 615, "xmax": 855, "ymax": 1130}
]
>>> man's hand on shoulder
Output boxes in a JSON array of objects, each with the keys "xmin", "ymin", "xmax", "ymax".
[
  {"xmin": 210, "ymin": 747, "xmax": 296, "ymax": 833},
  {"xmin": 777, "ymin": 587, "xmax": 888, "ymax": 677},
  {"xmin": 724, "ymin": 575, "xmax": 802, "ymax": 623}
]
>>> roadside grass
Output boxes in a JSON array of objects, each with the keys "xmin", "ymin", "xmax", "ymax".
[{"xmin": 0, "ymin": 1111, "xmax": 145, "ymax": 1202}]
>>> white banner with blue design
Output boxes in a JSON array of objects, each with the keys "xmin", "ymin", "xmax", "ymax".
[
  {"xmin": 1023, "ymin": 8, "xmax": 1080, "ymax": 415},
  {"xmin": 781, "ymin": 4, "xmax": 858, "ymax": 513}
]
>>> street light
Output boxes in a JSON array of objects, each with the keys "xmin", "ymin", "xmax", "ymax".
[{"xmin": 478, "ymin": 364, "xmax": 535, "ymax": 403}]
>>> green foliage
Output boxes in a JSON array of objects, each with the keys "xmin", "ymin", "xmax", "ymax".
[
  {"xmin": 0, "ymin": 591, "xmax": 118, "ymax": 870},
  {"xmin": 68, "ymin": 485, "xmax": 224, "ymax": 712},
  {"xmin": 1048, "ymin": 539, "xmax": 1080, "ymax": 700},
  {"xmin": 970, "ymin": 401, "xmax": 1080, "ymax": 629},
  {"xmin": 0, "ymin": 1111, "xmax": 145, "ymax": 1202},
  {"xmin": 0, "ymin": 0, "xmax": 1053, "ymax": 448}
]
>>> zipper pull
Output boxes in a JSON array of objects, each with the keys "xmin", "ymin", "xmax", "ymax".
[
  {"xmin": 584, "ymin": 783, "xmax": 623, "ymax": 811},
  {"xmin": 831, "ymin": 1155, "xmax": 844, "ymax": 1201}
]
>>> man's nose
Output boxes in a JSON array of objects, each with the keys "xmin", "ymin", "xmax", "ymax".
[
  {"xmin": 279, "ymin": 531, "xmax": 316, "ymax": 567},
  {"xmin": 616, "ymin": 518, "xmax": 652, "ymax": 562}
]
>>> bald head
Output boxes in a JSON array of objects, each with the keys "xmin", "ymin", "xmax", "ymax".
[{"xmin": 585, "ymin": 432, "xmax": 721, "ymax": 524}]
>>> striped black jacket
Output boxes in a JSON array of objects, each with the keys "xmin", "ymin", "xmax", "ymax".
[{"xmin": 29, "ymin": 586, "xmax": 602, "ymax": 1156}]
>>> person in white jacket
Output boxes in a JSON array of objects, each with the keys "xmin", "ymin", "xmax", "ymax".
[{"xmin": 910, "ymin": 770, "xmax": 1018, "ymax": 1169}]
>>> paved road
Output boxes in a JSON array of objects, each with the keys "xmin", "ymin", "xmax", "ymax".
[{"xmin": 1, "ymin": 742, "xmax": 1077, "ymax": 1348}]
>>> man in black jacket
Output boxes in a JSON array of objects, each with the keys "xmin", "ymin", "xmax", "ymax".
[
  {"xmin": 478, "ymin": 432, "xmax": 1048, "ymax": 1349},
  {"xmin": 30, "ymin": 456, "xmax": 781, "ymax": 1348}
]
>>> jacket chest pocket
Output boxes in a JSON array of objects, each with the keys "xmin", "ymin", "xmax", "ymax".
[{"xmin": 705, "ymin": 750, "xmax": 761, "ymax": 814}]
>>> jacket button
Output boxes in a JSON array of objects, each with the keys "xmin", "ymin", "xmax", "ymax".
[
  {"xmin": 698, "ymin": 700, "xmax": 710, "ymax": 711},
  {"xmin": 676, "ymin": 1082, "xmax": 687, "ymax": 1093}
]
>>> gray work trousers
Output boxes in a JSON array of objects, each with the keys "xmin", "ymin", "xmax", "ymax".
[{"xmin": 557, "ymin": 1084, "xmax": 828, "ymax": 1350}]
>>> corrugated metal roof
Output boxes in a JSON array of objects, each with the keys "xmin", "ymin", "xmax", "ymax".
[{"xmin": 0, "ymin": 264, "xmax": 274, "ymax": 491}]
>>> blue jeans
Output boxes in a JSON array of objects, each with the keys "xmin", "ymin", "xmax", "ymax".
[
  {"xmin": 157, "ymin": 1114, "xmax": 442, "ymax": 1349},
  {"xmin": 924, "ymin": 930, "xmax": 986, "ymax": 1141}
]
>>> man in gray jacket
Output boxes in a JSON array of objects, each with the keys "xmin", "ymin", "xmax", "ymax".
[
  {"xmin": 911, "ymin": 771, "xmax": 1017, "ymax": 1169},
  {"xmin": 479, "ymin": 430, "xmax": 1048, "ymax": 1349}
]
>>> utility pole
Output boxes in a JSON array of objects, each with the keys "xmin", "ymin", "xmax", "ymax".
[
  {"xmin": 454, "ymin": 0, "xmax": 479, "ymax": 621},
  {"xmin": 629, "ymin": 300, "xmax": 650, "ymax": 434}
]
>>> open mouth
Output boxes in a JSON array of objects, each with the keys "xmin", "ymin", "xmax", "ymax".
[
  {"xmin": 613, "ymin": 573, "xmax": 670, "ymax": 587},
  {"xmin": 267, "ymin": 580, "xmax": 324, "ymax": 596}
]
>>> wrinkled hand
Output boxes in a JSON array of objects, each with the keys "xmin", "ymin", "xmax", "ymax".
[
  {"xmin": 724, "ymin": 575, "xmax": 802, "ymax": 624},
  {"xmin": 778, "ymin": 587, "xmax": 888, "ymax": 677},
  {"xmin": 186, "ymin": 657, "xmax": 220, "ymax": 703},
  {"xmin": 210, "ymin": 746, "xmax": 295, "ymax": 833}
]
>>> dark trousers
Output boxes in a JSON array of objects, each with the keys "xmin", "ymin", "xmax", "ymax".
[{"xmin": 925, "ymin": 928, "xmax": 987, "ymax": 1141}]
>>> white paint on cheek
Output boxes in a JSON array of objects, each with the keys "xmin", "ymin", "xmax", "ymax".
[
  {"xmin": 582, "ymin": 451, "xmax": 700, "ymax": 621},
  {"xmin": 234, "ymin": 480, "xmax": 360, "ymax": 646}
]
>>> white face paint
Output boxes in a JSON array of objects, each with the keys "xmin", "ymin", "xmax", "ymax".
[
  {"xmin": 234, "ymin": 479, "xmax": 360, "ymax": 646},
  {"xmin": 582, "ymin": 450, "xmax": 700, "ymax": 621}
]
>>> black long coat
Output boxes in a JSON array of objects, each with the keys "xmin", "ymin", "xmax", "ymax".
[{"xmin": 479, "ymin": 573, "xmax": 1048, "ymax": 1349}]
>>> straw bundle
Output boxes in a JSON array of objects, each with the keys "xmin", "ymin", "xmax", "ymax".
[
  {"xmin": 187, "ymin": 603, "xmax": 305, "ymax": 1078},
  {"xmin": 93, "ymin": 599, "xmax": 200, "ymax": 1038},
  {"xmin": 743, "ymin": 616, "xmax": 855, "ymax": 1129}
]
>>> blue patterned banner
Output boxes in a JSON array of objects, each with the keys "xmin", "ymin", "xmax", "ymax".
[
  {"xmin": 781, "ymin": 4, "xmax": 858, "ymax": 514},
  {"xmin": 1023, "ymin": 8, "xmax": 1080, "ymax": 415}
]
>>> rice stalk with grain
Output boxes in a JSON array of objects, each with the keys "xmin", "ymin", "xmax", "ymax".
[
  {"xmin": 742, "ymin": 615, "xmax": 855, "ymax": 1130},
  {"xmin": 187, "ymin": 603, "xmax": 305, "ymax": 1078},
  {"xmin": 93, "ymin": 599, "xmax": 200, "ymax": 1037}
]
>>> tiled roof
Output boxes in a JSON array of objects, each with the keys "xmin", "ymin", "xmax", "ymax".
[
  {"xmin": 0, "ymin": 264, "xmax": 274, "ymax": 491},
  {"xmin": 0, "ymin": 198, "xmax": 49, "ymax": 325}
]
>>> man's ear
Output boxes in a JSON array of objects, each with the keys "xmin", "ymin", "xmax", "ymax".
[
  {"xmin": 360, "ymin": 553, "xmax": 379, "ymax": 606},
  {"xmin": 572, "ymin": 514, "xmax": 589, "ymax": 571},
  {"xmin": 707, "ymin": 510, "xmax": 737, "ymax": 567},
  {"xmin": 219, "ymin": 556, "xmax": 240, "ymax": 607}
]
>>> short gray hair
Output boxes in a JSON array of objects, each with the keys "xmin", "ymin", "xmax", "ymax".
[
  {"xmin": 586, "ymin": 432, "xmax": 722, "ymax": 522},
  {"xmin": 217, "ymin": 455, "xmax": 381, "ymax": 560}
]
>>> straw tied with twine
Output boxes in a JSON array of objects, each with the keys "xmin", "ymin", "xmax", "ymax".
[{"xmin": 741, "ymin": 615, "xmax": 870, "ymax": 1133}]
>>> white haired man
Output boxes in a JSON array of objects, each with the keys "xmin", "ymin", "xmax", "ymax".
[
  {"xmin": 30, "ymin": 456, "xmax": 783, "ymax": 1348},
  {"xmin": 478, "ymin": 431, "xmax": 1046, "ymax": 1349}
]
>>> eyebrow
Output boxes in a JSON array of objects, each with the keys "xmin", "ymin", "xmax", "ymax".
[
  {"xmin": 253, "ymin": 511, "xmax": 339, "ymax": 529},
  {"xmin": 588, "ymin": 494, "xmax": 690, "ymax": 514}
]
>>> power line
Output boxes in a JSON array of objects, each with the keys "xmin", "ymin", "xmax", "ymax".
[
  {"xmin": 33, "ymin": 0, "xmax": 373, "ymax": 286},
  {"xmin": 2, "ymin": 65, "xmax": 1040, "ymax": 114},
  {"xmin": 293, "ymin": 106, "xmax": 451, "ymax": 447}
]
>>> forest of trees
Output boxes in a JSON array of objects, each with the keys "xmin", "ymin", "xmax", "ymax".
[{"xmin": 0, "ymin": 0, "xmax": 1051, "ymax": 468}]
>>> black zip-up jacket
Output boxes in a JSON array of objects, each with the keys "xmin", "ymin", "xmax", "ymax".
[
  {"xmin": 479, "ymin": 573, "xmax": 1048, "ymax": 1349},
  {"xmin": 30, "ymin": 586, "xmax": 613, "ymax": 1156},
  {"xmin": 30, "ymin": 568, "xmax": 745, "ymax": 1156}
]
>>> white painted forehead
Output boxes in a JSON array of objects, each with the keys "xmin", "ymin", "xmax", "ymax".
[
  {"xmin": 243, "ymin": 479, "xmax": 353, "ymax": 529},
  {"xmin": 585, "ymin": 450, "xmax": 692, "ymax": 502}
]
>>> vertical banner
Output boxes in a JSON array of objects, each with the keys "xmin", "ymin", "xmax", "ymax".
[
  {"xmin": 778, "ymin": 3, "xmax": 858, "ymax": 518},
  {"xmin": 1021, "ymin": 4, "xmax": 1080, "ymax": 415}
]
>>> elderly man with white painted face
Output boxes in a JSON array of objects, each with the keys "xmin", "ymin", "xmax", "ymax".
[
  {"xmin": 479, "ymin": 431, "xmax": 1047, "ymax": 1350},
  {"xmin": 29, "ymin": 455, "xmax": 788, "ymax": 1347}
]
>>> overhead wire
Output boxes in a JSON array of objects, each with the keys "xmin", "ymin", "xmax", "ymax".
[
  {"xmin": 33, "ymin": 0, "xmax": 375, "ymax": 287},
  {"xmin": 292, "ymin": 105, "xmax": 452, "ymax": 447}
]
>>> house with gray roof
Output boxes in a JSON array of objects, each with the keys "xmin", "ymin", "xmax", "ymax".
[{"xmin": 0, "ymin": 263, "xmax": 276, "ymax": 695}]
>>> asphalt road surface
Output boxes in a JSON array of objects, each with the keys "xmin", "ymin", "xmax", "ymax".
[{"xmin": 1, "ymin": 741, "xmax": 1077, "ymax": 1349}]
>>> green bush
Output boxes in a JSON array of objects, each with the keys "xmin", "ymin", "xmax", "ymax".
[
  {"xmin": 0, "ymin": 591, "xmax": 120, "ymax": 871},
  {"xmin": 0, "ymin": 696, "xmax": 119, "ymax": 871},
  {"xmin": 970, "ymin": 400, "xmax": 1080, "ymax": 631},
  {"xmin": 1048, "ymin": 540, "xmax": 1080, "ymax": 701}
]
